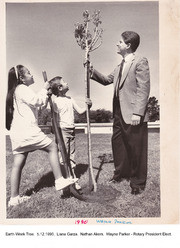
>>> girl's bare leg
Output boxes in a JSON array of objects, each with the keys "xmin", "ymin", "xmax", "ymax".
[
  {"xmin": 42, "ymin": 141, "xmax": 63, "ymax": 179},
  {"xmin": 11, "ymin": 152, "xmax": 28, "ymax": 197},
  {"xmin": 42, "ymin": 141, "xmax": 77, "ymax": 190}
]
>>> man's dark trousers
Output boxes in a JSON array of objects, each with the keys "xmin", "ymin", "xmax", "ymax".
[{"xmin": 112, "ymin": 97, "xmax": 148, "ymax": 189}]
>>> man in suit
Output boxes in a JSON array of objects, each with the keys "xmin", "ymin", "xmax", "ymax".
[{"xmin": 90, "ymin": 31, "xmax": 150, "ymax": 194}]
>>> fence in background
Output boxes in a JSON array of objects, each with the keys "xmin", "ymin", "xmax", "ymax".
[{"xmin": 36, "ymin": 121, "xmax": 160, "ymax": 134}]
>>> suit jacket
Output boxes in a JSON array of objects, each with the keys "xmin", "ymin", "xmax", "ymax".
[{"xmin": 91, "ymin": 54, "xmax": 150, "ymax": 124}]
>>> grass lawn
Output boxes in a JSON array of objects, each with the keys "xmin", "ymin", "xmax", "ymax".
[{"xmin": 6, "ymin": 131, "xmax": 160, "ymax": 219}]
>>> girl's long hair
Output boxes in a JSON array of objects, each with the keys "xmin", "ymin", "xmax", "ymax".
[{"xmin": 6, "ymin": 65, "xmax": 24, "ymax": 130}]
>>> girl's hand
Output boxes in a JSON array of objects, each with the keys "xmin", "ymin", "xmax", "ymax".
[
  {"xmin": 44, "ymin": 81, "xmax": 51, "ymax": 90},
  {"xmin": 47, "ymin": 88, "xmax": 52, "ymax": 96}
]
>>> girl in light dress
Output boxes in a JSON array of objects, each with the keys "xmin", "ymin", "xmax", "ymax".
[{"xmin": 6, "ymin": 65, "xmax": 77, "ymax": 207}]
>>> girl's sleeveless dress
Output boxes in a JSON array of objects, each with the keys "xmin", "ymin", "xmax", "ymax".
[{"xmin": 10, "ymin": 84, "xmax": 52, "ymax": 154}]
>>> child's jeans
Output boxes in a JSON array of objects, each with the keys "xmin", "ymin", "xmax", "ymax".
[{"xmin": 59, "ymin": 127, "xmax": 76, "ymax": 169}]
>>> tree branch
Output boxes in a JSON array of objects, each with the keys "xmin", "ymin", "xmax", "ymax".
[
  {"xmin": 89, "ymin": 29, "xmax": 103, "ymax": 51},
  {"xmin": 90, "ymin": 39, "xmax": 103, "ymax": 52}
]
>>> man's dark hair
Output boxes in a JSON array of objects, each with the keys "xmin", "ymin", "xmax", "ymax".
[
  {"xmin": 121, "ymin": 31, "xmax": 140, "ymax": 52},
  {"xmin": 49, "ymin": 76, "xmax": 62, "ymax": 96}
]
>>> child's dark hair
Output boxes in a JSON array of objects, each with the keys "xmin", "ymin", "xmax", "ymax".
[
  {"xmin": 49, "ymin": 76, "xmax": 62, "ymax": 96},
  {"xmin": 6, "ymin": 65, "xmax": 25, "ymax": 130}
]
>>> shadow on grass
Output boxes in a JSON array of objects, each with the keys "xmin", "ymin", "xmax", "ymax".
[
  {"xmin": 75, "ymin": 154, "xmax": 114, "ymax": 181},
  {"xmin": 25, "ymin": 164, "xmax": 89, "ymax": 196},
  {"xmin": 94, "ymin": 153, "xmax": 113, "ymax": 183},
  {"xmin": 74, "ymin": 163, "xmax": 89, "ymax": 178},
  {"xmin": 61, "ymin": 183, "xmax": 121, "ymax": 204},
  {"xmin": 25, "ymin": 154, "xmax": 115, "ymax": 202},
  {"xmin": 25, "ymin": 172, "xmax": 55, "ymax": 196},
  {"xmin": 80, "ymin": 183, "xmax": 121, "ymax": 203},
  {"xmin": 62, "ymin": 154, "xmax": 118, "ymax": 203}
]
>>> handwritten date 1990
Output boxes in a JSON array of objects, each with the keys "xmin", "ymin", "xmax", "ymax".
[{"xmin": 75, "ymin": 220, "xmax": 88, "ymax": 224}]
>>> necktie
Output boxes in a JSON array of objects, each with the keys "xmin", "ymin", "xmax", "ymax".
[{"xmin": 116, "ymin": 59, "xmax": 125, "ymax": 96}]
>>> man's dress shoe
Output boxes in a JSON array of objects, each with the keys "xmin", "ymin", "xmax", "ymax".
[{"xmin": 131, "ymin": 188, "xmax": 140, "ymax": 195}]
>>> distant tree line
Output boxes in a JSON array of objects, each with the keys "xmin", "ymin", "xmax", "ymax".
[
  {"xmin": 74, "ymin": 109, "xmax": 113, "ymax": 123},
  {"xmin": 38, "ymin": 108, "xmax": 113, "ymax": 125},
  {"xmin": 38, "ymin": 96, "xmax": 159, "ymax": 125},
  {"xmin": 38, "ymin": 108, "xmax": 51, "ymax": 125}
]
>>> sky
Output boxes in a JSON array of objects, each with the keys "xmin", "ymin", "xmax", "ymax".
[{"xmin": 6, "ymin": 0, "xmax": 159, "ymax": 111}]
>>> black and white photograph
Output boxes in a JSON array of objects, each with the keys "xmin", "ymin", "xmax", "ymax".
[{"xmin": 0, "ymin": 0, "xmax": 179, "ymax": 242}]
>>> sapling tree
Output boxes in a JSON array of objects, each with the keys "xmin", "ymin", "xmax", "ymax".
[{"xmin": 74, "ymin": 10, "xmax": 103, "ymax": 192}]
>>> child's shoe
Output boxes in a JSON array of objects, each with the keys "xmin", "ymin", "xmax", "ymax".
[
  {"xmin": 8, "ymin": 195, "xmax": 31, "ymax": 207},
  {"xmin": 58, "ymin": 190, "xmax": 64, "ymax": 196},
  {"xmin": 55, "ymin": 177, "xmax": 78, "ymax": 191},
  {"xmin": 74, "ymin": 181, "xmax": 82, "ymax": 190},
  {"xmin": 69, "ymin": 176, "xmax": 81, "ymax": 190}
]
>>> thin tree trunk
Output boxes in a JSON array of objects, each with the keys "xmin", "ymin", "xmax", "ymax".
[{"xmin": 84, "ymin": 24, "xmax": 97, "ymax": 192}]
